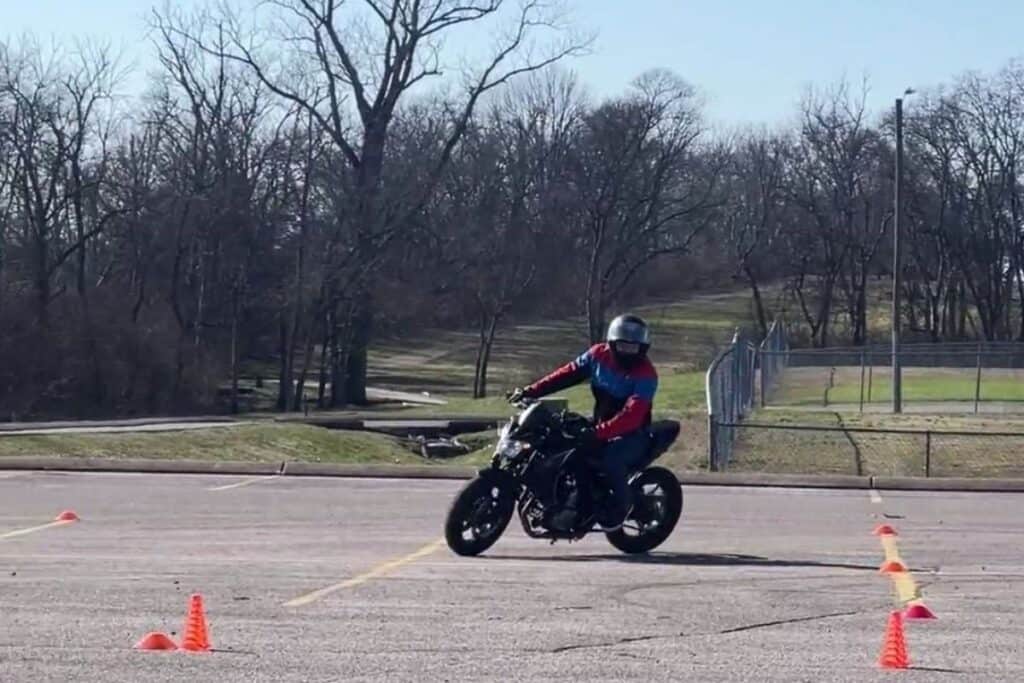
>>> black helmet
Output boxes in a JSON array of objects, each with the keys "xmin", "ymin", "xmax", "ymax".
[{"xmin": 606, "ymin": 314, "xmax": 650, "ymax": 368}]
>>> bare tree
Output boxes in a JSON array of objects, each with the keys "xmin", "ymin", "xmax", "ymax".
[
  {"xmin": 723, "ymin": 129, "xmax": 789, "ymax": 337},
  {"xmin": 154, "ymin": 0, "xmax": 589, "ymax": 404},
  {"xmin": 785, "ymin": 79, "xmax": 883, "ymax": 346},
  {"xmin": 571, "ymin": 69, "xmax": 722, "ymax": 342}
]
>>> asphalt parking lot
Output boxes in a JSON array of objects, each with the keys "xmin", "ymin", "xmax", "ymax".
[{"xmin": 2, "ymin": 470, "xmax": 1022, "ymax": 681}]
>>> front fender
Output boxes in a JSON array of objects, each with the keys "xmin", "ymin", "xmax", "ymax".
[{"xmin": 476, "ymin": 467, "xmax": 517, "ymax": 491}]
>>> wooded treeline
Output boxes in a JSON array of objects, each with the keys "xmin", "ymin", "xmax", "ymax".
[{"xmin": 2, "ymin": 2, "xmax": 1023, "ymax": 418}]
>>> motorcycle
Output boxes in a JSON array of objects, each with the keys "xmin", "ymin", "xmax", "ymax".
[{"xmin": 444, "ymin": 398, "xmax": 683, "ymax": 557}]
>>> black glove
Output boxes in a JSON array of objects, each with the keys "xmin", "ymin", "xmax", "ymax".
[{"xmin": 506, "ymin": 387, "xmax": 532, "ymax": 404}]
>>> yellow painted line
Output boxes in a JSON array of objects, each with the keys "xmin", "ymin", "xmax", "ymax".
[
  {"xmin": 878, "ymin": 533, "xmax": 921, "ymax": 605},
  {"xmin": 0, "ymin": 519, "xmax": 74, "ymax": 541},
  {"xmin": 892, "ymin": 572, "xmax": 920, "ymax": 603},
  {"xmin": 207, "ymin": 475, "xmax": 280, "ymax": 492},
  {"xmin": 880, "ymin": 535, "xmax": 900, "ymax": 562},
  {"xmin": 284, "ymin": 538, "xmax": 445, "ymax": 607}
]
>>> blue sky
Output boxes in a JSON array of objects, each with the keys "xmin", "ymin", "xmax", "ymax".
[{"xmin": 6, "ymin": 0, "xmax": 1023, "ymax": 128}]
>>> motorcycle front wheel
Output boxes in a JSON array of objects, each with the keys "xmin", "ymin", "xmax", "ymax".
[
  {"xmin": 605, "ymin": 466, "xmax": 683, "ymax": 554},
  {"xmin": 444, "ymin": 476, "xmax": 515, "ymax": 556}
]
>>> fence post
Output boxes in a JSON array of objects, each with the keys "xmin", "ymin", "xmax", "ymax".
[
  {"xmin": 859, "ymin": 351, "xmax": 866, "ymax": 413},
  {"xmin": 925, "ymin": 431, "xmax": 932, "ymax": 477},
  {"xmin": 732, "ymin": 341, "xmax": 740, "ymax": 420},
  {"xmin": 707, "ymin": 415, "xmax": 718, "ymax": 472},
  {"xmin": 974, "ymin": 342, "xmax": 982, "ymax": 414},
  {"xmin": 867, "ymin": 350, "xmax": 874, "ymax": 403},
  {"xmin": 759, "ymin": 349, "xmax": 767, "ymax": 408}
]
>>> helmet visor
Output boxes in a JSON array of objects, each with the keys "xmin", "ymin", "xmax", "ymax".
[{"xmin": 612, "ymin": 341, "xmax": 642, "ymax": 356}]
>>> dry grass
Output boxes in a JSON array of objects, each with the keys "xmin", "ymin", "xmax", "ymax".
[
  {"xmin": 0, "ymin": 423, "xmax": 492, "ymax": 467},
  {"xmin": 725, "ymin": 408, "xmax": 1024, "ymax": 478}
]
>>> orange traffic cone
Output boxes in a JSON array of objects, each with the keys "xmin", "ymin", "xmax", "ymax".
[
  {"xmin": 873, "ymin": 524, "xmax": 898, "ymax": 536},
  {"xmin": 56, "ymin": 510, "xmax": 79, "ymax": 522},
  {"xmin": 181, "ymin": 594, "xmax": 211, "ymax": 652},
  {"xmin": 134, "ymin": 632, "xmax": 178, "ymax": 651},
  {"xmin": 879, "ymin": 559, "xmax": 908, "ymax": 574},
  {"xmin": 904, "ymin": 601, "xmax": 937, "ymax": 620},
  {"xmin": 878, "ymin": 610, "xmax": 910, "ymax": 669}
]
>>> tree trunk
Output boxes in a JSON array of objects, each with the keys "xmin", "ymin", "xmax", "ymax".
[
  {"xmin": 856, "ymin": 262, "xmax": 869, "ymax": 345},
  {"xmin": 82, "ymin": 296, "xmax": 105, "ymax": 410},
  {"xmin": 34, "ymin": 231, "xmax": 49, "ymax": 327},
  {"xmin": 585, "ymin": 226, "xmax": 605, "ymax": 344},
  {"xmin": 473, "ymin": 313, "xmax": 501, "ymax": 399},
  {"xmin": 330, "ymin": 302, "xmax": 355, "ymax": 408},
  {"xmin": 317, "ymin": 311, "xmax": 331, "ymax": 409},
  {"xmin": 276, "ymin": 315, "xmax": 290, "ymax": 411},
  {"xmin": 293, "ymin": 307, "xmax": 319, "ymax": 412},
  {"xmin": 340, "ymin": 127, "xmax": 387, "ymax": 405},
  {"xmin": 194, "ymin": 260, "xmax": 206, "ymax": 350},
  {"xmin": 230, "ymin": 288, "xmax": 240, "ymax": 415},
  {"xmin": 287, "ymin": 225, "xmax": 306, "ymax": 411},
  {"xmin": 1017, "ymin": 268, "xmax": 1024, "ymax": 341},
  {"xmin": 344, "ymin": 294, "xmax": 372, "ymax": 405},
  {"xmin": 954, "ymin": 280, "xmax": 962, "ymax": 339},
  {"xmin": 744, "ymin": 264, "xmax": 768, "ymax": 339}
]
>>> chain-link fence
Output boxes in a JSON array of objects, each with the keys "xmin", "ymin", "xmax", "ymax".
[
  {"xmin": 762, "ymin": 342, "xmax": 1024, "ymax": 412},
  {"xmin": 758, "ymin": 318, "xmax": 788, "ymax": 406},
  {"xmin": 705, "ymin": 330, "xmax": 757, "ymax": 471},
  {"xmin": 718, "ymin": 421, "xmax": 1024, "ymax": 478}
]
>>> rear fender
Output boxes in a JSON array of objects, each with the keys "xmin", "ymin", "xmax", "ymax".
[{"xmin": 633, "ymin": 420, "xmax": 681, "ymax": 471}]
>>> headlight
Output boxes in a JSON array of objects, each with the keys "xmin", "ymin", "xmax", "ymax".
[{"xmin": 496, "ymin": 437, "xmax": 529, "ymax": 461}]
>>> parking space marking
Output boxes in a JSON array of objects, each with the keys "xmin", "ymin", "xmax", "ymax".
[
  {"xmin": 0, "ymin": 519, "xmax": 75, "ymax": 541},
  {"xmin": 284, "ymin": 538, "xmax": 446, "ymax": 607},
  {"xmin": 208, "ymin": 475, "xmax": 280, "ymax": 492},
  {"xmin": 869, "ymin": 489, "xmax": 882, "ymax": 503}
]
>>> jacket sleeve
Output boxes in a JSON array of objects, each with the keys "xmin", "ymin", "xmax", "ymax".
[
  {"xmin": 524, "ymin": 346, "xmax": 597, "ymax": 398},
  {"xmin": 595, "ymin": 375, "xmax": 657, "ymax": 441}
]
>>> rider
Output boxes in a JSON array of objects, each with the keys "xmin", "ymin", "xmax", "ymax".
[{"xmin": 508, "ymin": 314, "xmax": 658, "ymax": 531}]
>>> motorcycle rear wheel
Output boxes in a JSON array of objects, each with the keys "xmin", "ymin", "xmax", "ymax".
[
  {"xmin": 605, "ymin": 466, "xmax": 683, "ymax": 554},
  {"xmin": 445, "ymin": 477, "xmax": 515, "ymax": 556}
]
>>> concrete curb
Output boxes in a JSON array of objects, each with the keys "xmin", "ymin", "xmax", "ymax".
[
  {"xmin": 0, "ymin": 457, "xmax": 282, "ymax": 476},
  {"xmin": 677, "ymin": 472, "xmax": 871, "ymax": 489},
  {"xmin": 0, "ymin": 416, "xmax": 238, "ymax": 432},
  {"xmin": 281, "ymin": 461, "xmax": 477, "ymax": 480},
  {"xmin": 871, "ymin": 476, "xmax": 1024, "ymax": 493},
  {"xmin": 3, "ymin": 456, "xmax": 1024, "ymax": 492}
]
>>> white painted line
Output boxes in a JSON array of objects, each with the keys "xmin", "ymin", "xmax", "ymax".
[
  {"xmin": 0, "ymin": 519, "xmax": 74, "ymax": 541},
  {"xmin": 0, "ymin": 472, "xmax": 30, "ymax": 479},
  {"xmin": 207, "ymin": 475, "xmax": 280, "ymax": 492},
  {"xmin": 869, "ymin": 489, "xmax": 883, "ymax": 504}
]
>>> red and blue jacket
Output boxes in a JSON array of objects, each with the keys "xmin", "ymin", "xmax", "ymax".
[{"xmin": 525, "ymin": 342, "xmax": 658, "ymax": 441}]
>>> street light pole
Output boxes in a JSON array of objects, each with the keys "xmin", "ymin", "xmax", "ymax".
[
  {"xmin": 892, "ymin": 88, "xmax": 914, "ymax": 414},
  {"xmin": 893, "ymin": 96, "xmax": 903, "ymax": 414}
]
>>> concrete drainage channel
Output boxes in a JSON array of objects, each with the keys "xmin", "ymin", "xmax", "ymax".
[{"xmin": 290, "ymin": 416, "xmax": 504, "ymax": 460}]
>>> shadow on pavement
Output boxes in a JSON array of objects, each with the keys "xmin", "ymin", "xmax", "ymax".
[{"xmin": 486, "ymin": 551, "xmax": 878, "ymax": 571}]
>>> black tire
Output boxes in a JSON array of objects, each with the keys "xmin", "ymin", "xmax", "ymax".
[
  {"xmin": 445, "ymin": 476, "xmax": 515, "ymax": 557},
  {"xmin": 605, "ymin": 466, "xmax": 683, "ymax": 554}
]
